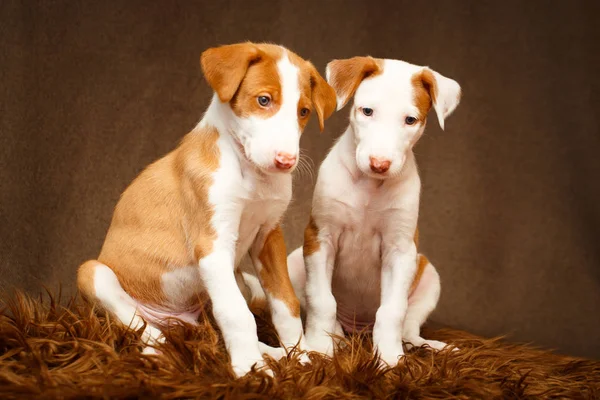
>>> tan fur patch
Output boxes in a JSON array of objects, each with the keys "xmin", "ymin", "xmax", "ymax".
[
  {"xmin": 77, "ymin": 260, "xmax": 100, "ymax": 302},
  {"xmin": 96, "ymin": 126, "xmax": 220, "ymax": 307},
  {"xmin": 258, "ymin": 226, "xmax": 301, "ymax": 318},
  {"xmin": 248, "ymin": 298, "xmax": 269, "ymax": 318},
  {"xmin": 411, "ymin": 69, "xmax": 438, "ymax": 120},
  {"xmin": 200, "ymin": 43, "xmax": 261, "ymax": 103},
  {"xmin": 303, "ymin": 216, "xmax": 321, "ymax": 256},
  {"xmin": 327, "ymin": 56, "xmax": 383, "ymax": 109},
  {"xmin": 300, "ymin": 59, "xmax": 337, "ymax": 131},
  {"xmin": 229, "ymin": 44, "xmax": 283, "ymax": 119}
]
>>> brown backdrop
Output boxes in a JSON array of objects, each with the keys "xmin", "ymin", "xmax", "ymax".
[{"xmin": 1, "ymin": 0, "xmax": 599, "ymax": 358}]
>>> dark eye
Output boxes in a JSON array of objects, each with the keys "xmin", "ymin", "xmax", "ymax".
[
  {"xmin": 405, "ymin": 116, "xmax": 417, "ymax": 125},
  {"xmin": 362, "ymin": 107, "xmax": 374, "ymax": 117},
  {"xmin": 257, "ymin": 95, "xmax": 271, "ymax": 107},
  {"xmin": 300, "ymin": 108, "xmax": 310, "ymax": 117}
]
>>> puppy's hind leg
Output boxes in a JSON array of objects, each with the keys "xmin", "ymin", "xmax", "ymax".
[
  {"xmin": 77, "ymin": 260, "xmax": 164, "ymax": 353},
  {"xmin": 402, "ymin": 256, "xmax": 453, "ymax": 352},
  {"xmin": 286, "ymin": 246, "xmax": 307, "ymax": 309}
]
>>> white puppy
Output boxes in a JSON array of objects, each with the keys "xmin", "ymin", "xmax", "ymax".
[{"xmin": 287, "ymin": 56, "xmax": 461, "ymax": 366}]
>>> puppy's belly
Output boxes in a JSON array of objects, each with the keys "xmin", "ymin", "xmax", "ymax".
[
  {"xmin": 332, "ymin": 229, "xmax": 382, "ymax": 333},
  {"xmin": 160, "ymin": 265, "xmax": 207, "ymax": 303},
  {"xmin": 140, "ymin": 265, "xmax": 208, "ymax": 325}
]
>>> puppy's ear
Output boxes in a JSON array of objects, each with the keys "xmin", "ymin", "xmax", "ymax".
[
  {"xmin": 307, "ymin": 62, "xmax": 337, "ymax": 131},
  {"xmin": 419, "ymin": 68, "xmax": 461, "ymax": 130},
  {"xmin": 326, "ymin": 56, "xmax": 382, "ymax": 110},
  {"xmin": 200, "ymin": 42, "xmax": 261, "ymax": 103}
]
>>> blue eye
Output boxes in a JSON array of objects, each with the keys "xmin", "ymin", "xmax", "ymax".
[
  {"xmin": 405, "ymin": 116, "xmax": 417, "ymax": 125},
  {"xmin": 257, "ymin": 95, "xmax": 271, "ymax": 107},
  {"xmin": 362, "ymin": 107, "xmax": 374, "ymax": 116}
]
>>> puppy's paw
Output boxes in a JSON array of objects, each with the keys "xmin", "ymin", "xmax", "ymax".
[
  {"xmin": 230, "ymin": 349, "xmax": 271, "ymax": 378},
  {"xmin": 423, "ymin": 339, "xmax": 455, "ymax": 351},
  {"xmin": 258, "ymin": 342, "xmax": 287, "ymax": 360},
  {"xmin": 376, "ymin": 343, "xmax": 405, "ymax": 368},
  {"xmin": 231, "ymin": 357, "xmax": 272, "ymax": 378},
  {"xmin": 297, "ymin": 351, "xmax": 311, "ymax": 365},
  {"xmin": 141, "ymin": 346, "xmax": 162, "ymax": 356},
  {"xmin": 305, "ymin": 333, "xmax": 336, "ymax": 357},
  {"xmin": 404, "ymin": 337, "xmax": 457, "ymax": 352}
]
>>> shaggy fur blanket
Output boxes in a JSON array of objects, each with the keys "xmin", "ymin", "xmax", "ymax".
[{"xmin": 0, "ymin": 291, "xmax": 598, "ymax": 399}]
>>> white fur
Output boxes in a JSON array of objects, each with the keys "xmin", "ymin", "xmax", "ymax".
[
  {"xmin": 294, "ymin": 59, "xmax": 460, "ymax": 365},
  {"xmin": 92, "ymin": 263, "xmax": 164, "ymax": 347}
]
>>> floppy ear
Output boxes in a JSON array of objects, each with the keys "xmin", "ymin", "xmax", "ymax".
[
  {"xmin": 307, "ymin": 63, "xmax": 337, "ymax": 131},
  {"xmin": 326, "ymin": 56, "xmax": 382, "ymax": 110},
  {"xmin": 200, "ymin": 42, "xmax": 261, "ymax": 103},
  {"xmin": 420, "ymin": 68, "xmax": 462, "ymax": 130}
]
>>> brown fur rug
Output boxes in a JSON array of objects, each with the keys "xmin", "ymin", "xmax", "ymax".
[{"xmin": 0, "ymin": 291, "xmax": 598, "ymax": 399}]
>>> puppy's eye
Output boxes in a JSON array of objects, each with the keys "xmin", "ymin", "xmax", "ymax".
[
  {"xmin": 257, "ymin": 95, "xmax": 271, "ymax": 107},
  {"xmin": 405, "ymin": 116, "xmax": 417, "ymax": 125},
  {"xmin": 300, "ymin": 108, "xmax": 310, "ymax": 117},
  {"xmin": 362, "ymin": 107, "xmax": 374, "ymax": 117}
]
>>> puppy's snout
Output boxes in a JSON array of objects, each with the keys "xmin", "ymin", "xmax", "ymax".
[
  {"xmin": 369, "ymin": 156, "xmax": 391, "ymax": 173},
  {"xmin": 274, "ymin": 152, "xmax": 297, "ymax": 170}
]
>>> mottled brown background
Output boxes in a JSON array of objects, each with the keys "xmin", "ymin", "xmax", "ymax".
[{"xmin": 1, "ymin": 0, "xmax": 599, "ymax": 358}]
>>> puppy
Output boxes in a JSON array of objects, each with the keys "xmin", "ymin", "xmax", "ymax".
[
  {"xmin": 287, "ymin": 56, "xmax": 461, "ymax": 366},
  {"xmin": 77, "ymin": 42, "xmax": 337, "ymax": 376}
]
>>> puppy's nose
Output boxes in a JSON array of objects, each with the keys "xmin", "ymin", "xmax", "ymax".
[
  {"xmin": 369, "ymin": 156, "xmax": 391, "ymax": 173},
  {"xmin": 275, "ymin": 152, "xmax": 297, "ymax": 170}
]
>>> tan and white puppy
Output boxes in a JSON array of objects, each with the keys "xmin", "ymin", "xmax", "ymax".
[
  {"xmin": 287, "ymin": 56, "xmax": 461, "ymax": 366},
  {"xmin": 77, "ymin": 42, "xmax": 336, "ymax": 376}
]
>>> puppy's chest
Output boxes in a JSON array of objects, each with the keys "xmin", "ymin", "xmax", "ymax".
[
  {"xmin": 327, "ymin": 182, "xmax": 405, "ymax": 299},
  {"xmin": 327, "ymin": 180, "xmax": 394, "ymax": 229},
  {"xmin": 236, "ymin": 173, "xmax": 291, "ymax": 258}
]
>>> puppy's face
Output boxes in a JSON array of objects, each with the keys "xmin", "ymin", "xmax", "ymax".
[
  {"xmin": 327, "ymin": 57, "xmax": 461, "ymax": 179},
  {"xmin": 201, "ymin": 43, "xmax": 336, "ymax": 174}
]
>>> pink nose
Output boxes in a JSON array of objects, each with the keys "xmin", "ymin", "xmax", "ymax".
[
  {"xmin": 274, "ymin": 152, "xmax": 297, "ymax": 170},
  {"xmin": 369, "ymin": 156, "xmax": 391, "ymax": 173}
]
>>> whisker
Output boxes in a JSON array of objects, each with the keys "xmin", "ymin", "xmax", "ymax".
[{"xmin": 295, "ymin": 149, "xmax": 315, "ymax": 183}]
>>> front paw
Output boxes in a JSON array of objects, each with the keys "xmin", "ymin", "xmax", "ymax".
[
  {"xmin": 305, "ymin": 332, "xmax": 336, "ymax": 357},
  {"xmin": 404, "ymin": 337, "xmax": 456, "ymax": 352},
  {"xmin": 376, "ymin": 344, "xmax": 405, "ymax": 368},
  {"xmin": 230, "ymin": 350, "xmax": 270, "ymax": 377},
  {"xmin": 258, "ymin": 342, "xmax": 287, "ymax": 360}
]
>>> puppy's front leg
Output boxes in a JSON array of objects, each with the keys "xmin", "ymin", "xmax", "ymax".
[
  {"xmin": 373, "ymin": 240, "xmax": 418, "ymax": 366},
  {"xmin": 250, "ymin": 225, "xmax": 305, "ymax": 350},
  {"xmin": 303, "ymin": 219, "xmax": 341, "ymax": 356},
  {"xmin": 199, "ymin": 244, "xmax": 263, "ymax": 377}
]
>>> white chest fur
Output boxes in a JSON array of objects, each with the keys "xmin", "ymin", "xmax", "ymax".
[{"xmin": 235, "ymin": 165, "xmax": 293, "ymax": 266}]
